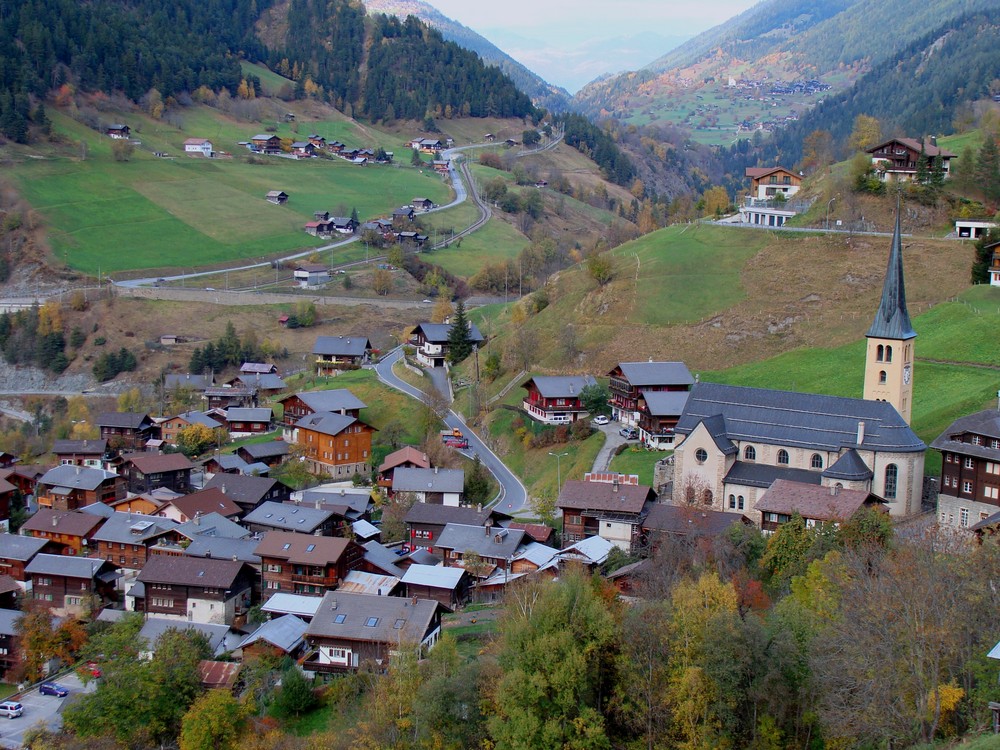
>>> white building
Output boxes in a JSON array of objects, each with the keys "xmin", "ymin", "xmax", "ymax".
[{"xmin": 183, "ymin": 138, "xmax": 214, "ymax": 157}]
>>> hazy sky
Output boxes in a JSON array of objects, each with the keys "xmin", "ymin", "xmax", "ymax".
[{"xmin": 426, "ymin": 0, "xmax": 762, "ymax": 92}]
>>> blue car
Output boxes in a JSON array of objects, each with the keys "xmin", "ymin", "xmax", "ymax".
[{"xmin": 39, "ymin": 683, "xmax": 68, "ymax": 697}]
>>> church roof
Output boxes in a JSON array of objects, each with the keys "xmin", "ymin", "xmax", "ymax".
[
  {"xmin": 867, "ymin": 206, "xmax": 916, "ymax": 341},
  {"xmin": 822, "ymin": 448, "xmax": 874, "ymax": 481}
]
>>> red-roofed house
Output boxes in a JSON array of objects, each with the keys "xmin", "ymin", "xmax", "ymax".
[{"xmin": 377, "ymin": 446, "xmax": 430, "ymax": 490}]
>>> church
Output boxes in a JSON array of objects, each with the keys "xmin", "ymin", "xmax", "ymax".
[{"xmin": 670, "ymin": 210, "xmax": 926, "ymax": 521}]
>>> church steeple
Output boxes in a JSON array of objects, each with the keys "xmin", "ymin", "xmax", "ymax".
[
  {"xmin": 867, "ymin": 206, "xmax": 916, "ymax": 341},
  {"xmin": 863, "ymin": 201, "xmax": 916, "ymax": 423}
]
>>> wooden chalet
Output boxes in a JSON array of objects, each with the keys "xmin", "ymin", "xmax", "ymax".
[
  {"xmin": 26, "ymin": 554, "xmax": 119, "ymax": 617},
  {"xmin": 558, "ymin": 474, "xmax": 655, "ymax": 553},
  {"xmin": 754, "ymin": 479, "xmax": 886, "ymax": 534},
  {"xmin": 20, "ymin": 509, "xmax": 106, "ymax": 556},
  {"xmin": 250, "ymin": 134, "xmax": 282, "ymax": 154},
  {"xmin": 265, "ymin": 190, "xmax": 289, "ymax": 205},
  {"xmin": 96, "ymin": 412, "xmax": 155, "ymax": 451},
  {"xmin": 745, "ymin": 166, "xmax": 802, "ymax": 200},
  {"xmin": 255, "ymin": 531, "xmax": 365, "ymax": 599},
  {"xmin": 135, "ymin": 555, "xmax": 255, "ymax": 625},
  {"xmin": 35, "ymin": 465, "xmax": 124, "ymax": 510},
  {"xmin": 119, "ymin": 452, "xmax": 194, "ymax": 494},
  {"xmin": 866, "ymin": 137, "xmax": 956, "ymax": 182},
  {"xmin": 521, "ymin": 375, "xmax": 597, "ymax": 424},
  {"xmin": 52, "ymin": 439, "xmax": 109, "ymax": 468},
  {"xmin": 313, "ymin": 336, "xmax": 372, "ymax": 375}
]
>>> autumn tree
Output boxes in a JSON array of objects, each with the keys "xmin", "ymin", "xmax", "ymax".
[
  {"xmin": 372, "ymin": 268, "xmax": 392, "ymax": 296},
  {"xmin": 431, "ymin": 296, "xmax": 453, "ymax": 324},
  {"xmin": 180, "ymin": 689, "xmax": 248, "ymax": 750},
  {"xmin": 379, "ymin": 491, "xmax": 417, "ymax": 544},
  {"xmin": 701, "ymin": 185, "xmax": 730, "ymax": 216},
  {"xmin": 848, "ymin": 114, "xmax": 882, "ymax": 152},
  {"xmin": 800, "ymin": 129, "xmax": 834, "ymax": 174},
  {"xmin": 177, "ymin": 423, "xmax": 227, "ymax": 457},
  {"xmin": 586, "ymin": 252, "xmax": 613, "ymax": 286}
]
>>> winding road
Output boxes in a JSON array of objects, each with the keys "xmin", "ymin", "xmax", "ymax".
[{"xmin": 374, "ymin": 348, "xmax": 528, "ymax": 515}]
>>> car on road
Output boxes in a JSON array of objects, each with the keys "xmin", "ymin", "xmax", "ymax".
[
  {"xmin": 422, "ymin": 299, "xmax": 432, "ymax": 303},
  {"xmin": 204, "ymin": 287, "xmax": 216, "ymax": 292},
  {"xmin": 0, "ymin": 700, "xmax": 23, "ymax": 718},
  {"xmin": 619, "ymin": 427, "xmax": 639, "ymax": 439},
  {"xmin": 592, "ymin": 415, "xmax": 610, "ymax": 426},
  {"xmin": 39, "ymin": 683, "xmax": 69, "ymax": 697}
]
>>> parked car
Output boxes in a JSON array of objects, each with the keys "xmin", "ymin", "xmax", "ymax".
[
  {"xmin": 40, "ymin": 683, "xmax": 69, "ymax": 697},
  {"xmin": 619, "ymin": 427, "xmax": 639, "ymax": 439},
  {"xmin": 592, "ymin": 415, "xmax": 610, "ymax": 426},
  {"xmin": 0, "ymin": 700, "xmax": 23, "ymax": 718},
  {"xmin": 83, "ymin": 661, "xmax": 102, "ymax": 678}
]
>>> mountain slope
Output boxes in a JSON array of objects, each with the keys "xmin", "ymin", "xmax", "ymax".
[{"xmin": 363, "ymin": 0, "xmax": 572, "ymax": 112}]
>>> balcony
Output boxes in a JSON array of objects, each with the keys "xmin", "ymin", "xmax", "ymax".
[{"xmin": 291, "ymin": 572, "xmax": 333, "ymax": 585}]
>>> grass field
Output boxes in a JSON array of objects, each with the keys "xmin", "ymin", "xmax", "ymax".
[
  {"xmin": 239, "ymin": 61, "xmax": 294, "ymax": 96},
  {"xmin": 428, "ymin": 220, "xmax": 529, "ymax": 278},
  {"xmin": 608, "ymin": 446, "xmax": 667, "ymax": 487},
  {"xmin": 8, "ymin": 107, "xmax": 450, "ymax": 274}
]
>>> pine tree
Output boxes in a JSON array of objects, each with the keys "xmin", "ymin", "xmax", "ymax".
[
  {"xmin": 446, "ymin": 300, "xmax": 472, "ymax": 364},
  {"xmin": 977, "ymin": 138, "xmax": 1000, "ymax": 203}
]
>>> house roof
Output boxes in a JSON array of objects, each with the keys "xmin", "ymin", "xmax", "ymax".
[
  {"xmin": 867, "ymin": 208, "xmax": 916, "ymax": 341},
  {"xmin": 26, "ymin": 553, "xmax": 113, "ymax": 578},
  {"xmin": 122, "ymin": 452, "xmax": 194, "ymax": 474},
  {"xmin": 203, "ymin": 474, "xmax": 285, "ymax": 506},
  {"xmin": 822, "ymin": 449, "xmax": 874, "ymax": 481},
  {"xmin": 252, "ymin": 134, "xmax": 279, "ymax": 141},
  {"xmin": 0, "ymin": 608, "xmax": 20, "ymax": 637},
  {"xmin": 507, "ymin": 522, "xmax": 555, "ymax": 543},
  {"xmin": 338, "ymin": 570, "xmax": 399, "ymax": 596},
  {"xmin": 166, "ymin": 488, "xmax": 243, "ymax": 520},
  {"xmin": 361, "ymin": 541, "xmax": 405, "ymax": 577},
  {"xmin": 400, "ymin": 564, "xmax": 465, "ymax": 589},
  {"xmin": 521, "ymin": 375, "xmax": 596, "ymax": 399},
  {"xmin": 641, "ymin": 390, "xmax": 691, "ymax": 417},
  {"xmin": 643, "ymin": 504, "xmax": 747, "ymax": 536},
  {"xmin": 300, "ymin": 487, "xmax": 374, "ymax": 516},
  {"xmin": 0, "ymin": 533, "xmax": 49, "ymax": 560},
  {"xmin": 745, "ymin": 166, "xmax": 797, "ymax": 179},
  {"xmin": 558, "ymin": 535, "xmax": 613, "ymax": 565},
  {"xmin": 352, "ymin": 519, "xmax": 380, "ymax": 540},
  {"xmin": 313, "ymin": 335, "xmax": 372, "ymax": 357},
  {"xmin": 294, "ymin": 411, "xmax": 358, "ymax": 437},
  {"xmin": 392, "ymin": 467, "xmax": 465, "ymax": 494},
  {"xmin": 39, "ymin": 465, "xmax": 119, "ymax": 491},
  {"xmin": 435, "ymin": 523, "xmax": 525, "ymax": 559},
  {"xmin": 305, "ymin": 591, "xmax": 442, "ymax": 644},
  {"xmin": 137, "ymin": 554, "xmax": 248, "ymax": 588},
  {"xmin": 724, "ymin": 461, "xmax": 823, "ymax": 489},
  {"xmin": 404, "ymin": 502, "xmax": 490, "ymax": 527},
  {"xmin": 558, "ymin": 479, "xmax": 654, "ymax": 514},
  {"xmin": 172, "ymin": 411, "xmax": 223, "ymax": 429},
  {"xmin": 52, "ymin": 439, "xmax": 107, "ymax": 456},
  {"xmin": 239, "ymin": 614, "xmax": 309, "ymax": 652},
  {"xmin": 254, "ymin": 531, "xmax": 356, "ymax": 565},
  {"xmin": 931, "ymin": 410, "xmax": 1000, "ymax": 460},
  {"xmin": 91, "ymin": 512, "xmax": 179, "ymax": 544},
  {"xmin": 412, "ymin": 322, "xmax": 484, "ymax": 344},
  {"xmin": 96, "ymin": 412, "xmax": 151, "ymax": 429},
  {"xmin": 262, "ymin": 592, "xmax": 325, "ymax": 618},
  {"xmin": 296, "ymin": 262, "xmax": 328, "ymax": 273},
  {"xmin": 674, "ymin": 382, "xmax": 925, "ymax": 453},
  {"xmin": 198, "ymin": 660, "xmax": 241, "ymax": 689},
  {"xmin": 184, "ymin": 534, "xmax": 260, "ymax": 563},
  {"xmin": 207, "ymin": 454, "xmax": 249, "ymax": 473},
  {"xmin": 21, "ymin": 509, "xmax": 104, "ymax": 537},
  {"xmin": 164, "ymin": 374, "xmax": 214, "ymax": 391},
  {"xmin": 755, "ymin": 479, "xmax": 881, "ymax": 520},
  {"xmin": 511, "ymin": 541, "xmax": 559, "ymax": 568},
  {"xmin": 137, "ymin": 618, "xmax": 234, "ymax": 655},
  {"xmin": 615, "ymin": 361, "xmax": 695, "ymax": 387},
  {"xmin": 226, "ymin": 407, "xmax": 273, "ymax": 422},
  {"xmin": 239, "ymin": 441, "xmax": 290, "ymax": 460},
  {"xmin": 867, "ymin": 137, "xmax": 956, "ymax": 158},
  {"xmin": 281, "ymin": 390, "xmax": 367, "ymax": 413},
  {"xmin": 184, "ymin": 138, "xmax": 211, "ymax": 145},
  {"xmin": 378, "ymin": 446, "xmax": 430, "ymax": 474},
  {"xmin": 243, "ymin": 501, "xmax": 334, "ymax": 533}
]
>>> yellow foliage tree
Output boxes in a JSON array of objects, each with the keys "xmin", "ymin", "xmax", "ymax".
[
  {"xmin": 36, "ymin": 301, "xmax": 63, "ymax": 336},
  {"xmin": 630, "ymin": 178, "xmax": 645, "ymax": 199},
  {"xmin": 431, "ymin": 297, "xmax": 453, "ymax": 324},
  {"xmin": 701, "ymin": 186, "xmax": 731, "ymax": 217}
]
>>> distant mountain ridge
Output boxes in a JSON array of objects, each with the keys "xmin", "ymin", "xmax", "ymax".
[{"xmin": 363, "ymin": 0, "xmax": 572, "ymax": 112}]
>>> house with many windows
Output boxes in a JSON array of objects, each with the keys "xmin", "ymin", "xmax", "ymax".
[
  {"xmin": 607, "ymin": 361, "xmax": 693, "ymax": 446},
  {"xmin": 409, "ymin": 323, "xmax": 484, "ymax": 368},
  {"xmin": 313, "ymin": 336, "xmax": 373, "ymax": 375},
  {"xmin": 26, "ymin": 554, "xmax": 119, "ymax": 617},
  {"xmin": 754, "ymin": 479, "xmax": 886, "ymax": 534},
  {"xmin": 255, "ymin": 531, "xmax": 365, "ymax": 599},
  {"xmin": 866, "ymin": 137, "xmax": 955, "ymax": 182},
  {"xmin": 520, "ymin": 375, "xmax": 597, "ymax": 424},
  {"xmin": 135, "ymin": 555, "xmax": 254, "ymax": 625},
  {"xmin": 558, "ymin": 474, "xmax": 656, "ymax": 553},
  {"xmin": 932, "ymin": 410, "xmax": 1000, "ymax": 529}
]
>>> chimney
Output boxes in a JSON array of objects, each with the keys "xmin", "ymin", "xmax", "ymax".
[
  {"xmin": 856, "ymin": 421, "xmax": 866, "ymax": 445},
  {"xmin": 477, "ymin": 503, "xmax": 482, "ymax": 513},
  {"xmin": 331, "ymin": 599, "xmax": 338, "ymax": 610},
  {"xmin": 194, "ymin": 511, "xmax": 201, "ymax": 526},
  {"xmin": 221, "ymin": 484, "xmax": 227, "ymax": 495},
  {"xmin": 52, "ymin": 515, "xmax": 58, "ymax": 527},
  {"xmin": 339, "ymin": 489, "xmax": 345, "ymax": 496},
  {"xmin": 232, "ymin": 554, "xmax": 238, "ymax": 561},
  {"xmin": 485, "ymin": 521, "xmax": 492, "ymax": 537},
  {"xmin": 411, "ymin": 595, "xmax": 417, "ymax": 606},
  {"xmin": 830, "ymin": 485, "xmax": 840, "ymax": 496},
  {"xmin": 76, "ymin": 465, "xmax": 81, "ymax": 475},
  {"xmin": 612, "ymin": 479, "xmax": 619, "ymax": 493},
  {"xmin": 434, "ymin": 467, "xmax": 439, "ymax": 474},
  {"xmin": 315, "ymin": 498, "xmax": 322, "ymax": 510}
]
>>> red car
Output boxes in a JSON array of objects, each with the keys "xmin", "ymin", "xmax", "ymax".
[{"xmin": 82, "ymin": 662, "xmax": 102, "ymax": 678}]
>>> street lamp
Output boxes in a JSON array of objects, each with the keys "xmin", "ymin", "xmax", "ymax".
[
  {"xmin": 548, "ymin": 451, "xmax": 568, "ymax": 492},
  {"xmin": 826, "ymin": 196, "xmax": 838, "ymax": 231}
]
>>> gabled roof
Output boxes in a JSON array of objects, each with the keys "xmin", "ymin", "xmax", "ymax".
[
  {"xmin": 867, "ymin": 206, "xmax": 916, "ymax": 341},
  {"xmin": 558, "ymin": 535, "xmax": 613, "ymax": 565},
  {"xmin": 392, "ymin": 467, "xmax": 464, "ymax": 494},
  {"xmin": 165, "ymin": 488, "xmax": 243, "ymax": 520},
  {"xmin": 39, "ymin": 465, "xmax": 119, "ymax": 491},
  {"xmin": 235, "ymin": 374, "xmax": 286, "ymax": 390},
  {"xmin": 674, "ymin": 382, "xmax": 925, "ymax": 453},
  {"xmin": 241, "ymin": 362, "xmax": 277, "ymax": 374},
  {"xmin": 0, "ymin": 533, "xmax": 49, "ymax": 561},
  {"xmin": 404, "ymin": 502, "xmax": 490, "ymax": 527},
  {"xmin": 755, "ymin": 479, "xmax": 882, "ymax": 520},
  {"xmin": 137, "ymin": 554, "xmax": 248, "ymax": 588},
  {"xmin": 362, "ymin": 540, "xmax": 405, "ymax": 577},
  {"xmin": 238, "ymin": 614, "xmax": 308, "ymax": 652},
  {"xmin": 378, "ymin": 446, "xmax": 430, "ymax": 474},
  {"xmin": 164, "ymin": 374, "xmax": 214, "ymax": 391},
  {"xmin": 507, "ymin": 522, "xmax": 555, "ymax": 543},
  {"xmin": 306, "ymin": 591, "xmax": 442, "ymax": 644},
  {"xmin": 137, "ymin": 618, "xmax": 234, "ymax": 655},
  {"xmin": 91, "ymin": 512, "xmax": 179, "ymax": 544},
  {"xmin": 26, "ymin": 553, "xmax": 115, "ymax": 579},
  {"xmin": 313, "ymin": 335, "xmax": 372, "ymax": 357},
  {"xmin": 643, "ymin": 504, "xmax": 747, "ymax": 536},
  {"xmin": 280, "ymin": 390, "xmax": 367, "ymax": 413},
  {"xmin": 262, "ymin": 592, "xmax": 324, "ymax": 618},
  {"xmin": 203, "ymin": 474, "xmax": 285, "ymax": 506},
  {"xmin": 411, "ymin": 322, "xmax": 484, "ymax": 344},
  {"xmin": 122, "ymin": 452, "xmax": 194, "ymax": 474},
  {"xmin": 184, "ymin": 138, "xmax": 212, "ymax": 145},
  {"xmin": 175, "ymin": 513, "xmax": 249, "ymax": 542},
  {"xmin": 300, "ymin": 487, "xmax": 374, "ymax": 516},
  {"xmin": 183, "ymin": 535, "xmax": 260, "ymax": 563},
  {"xmin": 294, "ymin": 411, "xmax": 358, "ymax": 437},
  {"xmin": 254, "ymin": 530, "xmax": 356, "ymax": 565},
  {"xmin": 243, "ymin": 501, "xmax": 333, "ymax": 533},
  {"xmin": 558, "ymin": 479, "xmax": 654, "ymax": 515},
  {"xmin": 207, "ymin": 454, "xmax": 249, "ymax": 473},
  {"xmin": 240, "ymin": 441, "xmax": 290, "ymax": 461},
  {"xmin": 225, "ymin": 407, "xmax": 273, "ymax": 422},
  {"xmin": 641, "ymin": 390, "xmax": 690, "ymax": 417},
  {"xmin": 615, "ymin": 361, "xmax": 695, "ymax": 387},
  {"xmin": 338, "ymin": 570, "xmax": 399, "ymax": 596},
  {"xmin": 96, "ymin": 412, "xmax": 151, "ymax": 429},
  {"xmin": 435, "ymin": 523, "xmax": 525, "ymax": 559},
  {"xmin": 521, "ymin": 375, "xmax": 597, "ymax": 399},
  {"xmin": 931, "ymin": 409, "xmax": 1000, "ymax": 460},
  {"xmin": 171, "ymin": 411, "xmax": 223, "ymax": 429},
  {"xmin": 400, "ymin": 564, "xmax": 466, "ymax": 589},
  {"xmin": 511, "ymin": 541, "xmax": 558, "ymax": 568},
  {"xmin": 745, "ymin": 166, "xmax": 798, "ymax": 179},
  {"xmin": 724, "ymin": 461, "xmax": 823, "ymax": 489},
  {"xmin": 822, "ymin": 449, "xmax": 874, "ymax": 481},
  {"xmin": 52, "ymin": 439, "xmax": 108, "ymax": 456},
  {"xmin": 867, "ymin": 137, "xmax": 956, "ymax": 158},
  {"xmin": 21, "ymin": 509, "xmax": 105, "ymax": 537}
]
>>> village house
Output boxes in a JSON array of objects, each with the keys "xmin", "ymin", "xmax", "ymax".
[
  {"xmin": 135, "ymin": 555, "xmax": 255, "ymax": 625},
  {"xmin": 27, "ymin": 554, "xmax": 119, "ymax": 617},
  {"xmin": 988, "ymin": 241, "xmax": 1000, "ymax": 287},
  {"xmin": 250, "ymin": 134, "xmax": 282, "ymax": 154},
  {"xmin": 400, "ymin": 565, "xmax": 470, "ymax": 609},
  {"xmin": 52, "ymin": 439, "xmax": 110, "ymax": 469},
  {"xmin": 221, "ymin": 407, "xmax": 273, "ymax": 437},
  {"xmin": 0, "ymin": 534, "xmax": 52, "ymax": 586},
  {"xmin": 410, "ymin": 138, "xmax": 442, "ymax": 153},
  {"xmin": 204, "ymin": 383, "xmax": 258, "ymax": 410},
  {"xmin": 392, "ymin": 467, "xmax": 464, "ymax": 506},
  {"xmin": 255, "ymin": 531, "xmax": 365, "ymax": 599},
  {"xmin": 292, "ymin": 411, "xmax": 376, "ymax": 478},
  {"xmin": 507, "ymin": 521, "xmax": 555, "ymax": 545},
  {"xmin": 278, "ymin": 390, "xmax": 367, "ymax": 434},
  {"xmin": 409, "ymin": 322, "xmax": 485, "ymax": 368},
  {"xmin": 434, "ymin": 523, "xmax": 526, "ymax": 580},
  {"xmin": 265, "ymin": 190, "xmax": 289, "ymax": 205},
  {"xmin": 0, "ymin": 609, "xmax": 22, "ymax": 679},
  {"xmin": 331, "ymin": 216, "xmax": 357, "ymax": 234},
  {"xmin": 0, "ymin": 477, "xmax": 16, "ymax": 531},
  {"xmin": 412, "ymin": 197, "xmax": 433, "ymax": 211},
  {"xmin": 106, "ymin": 124, "xmax": 130, "ymax": 139},
  {"xmin": 431, "ymin": 159, "xmax": 450, "ymax": 174},
  {"xmin": 291, "ymin": 141, "xmax": 316, "ymax": 157},
  {"xmin": 35, "ymin": 465, "xmax": 124, "ymax": 510},
  {"xmin": 96, "ymin": 412, "xmax": 156, "ymax": 452},
  {"xmin": 0, "ymin": 465, "xmax": 46, "ymax": 499},
  {"xmin": 294, "ymin": 263, "xmax": 330, "ymax": 288},
  {"xmin": 304, "ymin": 219, "xmax": 333, "ymax": 237},
  {"xmin": 91, "ymin": 512, "xmax": 181, "ymax": 572},
  {"xmin": 136, "ymin": 617, "xmax": 239, "ymax": 658},
  {"xmin": 236, "ymin": 441, "xmax": 290, "ymax": 468},
  {"xmin": 642, "ymin": 504, "xmax": 750, "ymax": 555},
  {"xmin": 313, "ymin": 336, "xmax": 373, "ymax": 375},
  {"xmin": 608, "ymin": 361, "xmax": 694, "ymax": 445},
  {"xmin": 238, "ymin": 614, "xmax": 309, "ymax": 660},
  {"xmin": 20, "ymin": 508, "xmax": 105, "ymax": 556},
  {"xmin": 955, "ymin": 219, "xmax": 996, "ymax": 240},
  {"xmin": 183, "ymin": 138, "xmax": 214, "ymax": 157},
  {"xmin": 302, "ymin": 590, "xmax": 444, "ymax": 674},
  {"xmin": 932, "ymin": 409, "xmax": 1000, "ymax": 529},
  {"xmin": 866, "ymin": 137, "xmax": 955, "ymax": 182},
  {"xmin": 119, "ymin": 452, "xmax": 194, "ymax": 495},
  {"xmin": 164, "ymin": 372, "xmax": 214, "ymax": 392},
  {"xmin": 392, "ymin": 206, "xmax": 415, "ymax": 226},
  {"xmin": 203, "ymin": 474, "xmax": 291, "ymax": 514},
  {"xmin": 301, "ymin": 486, "xmax": 376, "ymax": 523},
  {"xmin": 403, "ymin": 503, "xmax": 504, "ymax": 553},
  {"xmin": 745, "ymin": 166, "xmax": 802, "ymax": 200},
  {"xmin": 156, "ymin": 488, "xmax": 242, "ymax": 523},
  {"xmin": 336, "ymin": 569, "xmax": 399, "ymax": 597},
  {"xmin": 521, "ymin": 375, "xmax": 597, "ymax": 424},
  {"xmin": 377, "ymin": 446, "xmax": 430, "ymax": 490},
  {"xmin": 243, "ymin": 500, "xmax": 340, "ymax": 536},
  {"xmin": 159, "ymin": 411, "xmax": 223, "ymax": 445},
  {"xmin": 230, "ymin": 372, "xmax": 286, "ymax": 397},
  {"xmin": 558, "ymin": 474, "xmax": 656, "ymax": 553},
  {"xmin": 754, "ymin": 479, "xmax": 886, "ymax": 534}
]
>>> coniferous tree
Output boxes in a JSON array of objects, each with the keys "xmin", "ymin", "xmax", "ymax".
[{"xmin": 446, "ymin": 300, "xmax": 472, "ymax": 364}]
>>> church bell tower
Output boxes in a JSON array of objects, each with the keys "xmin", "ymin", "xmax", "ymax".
[{"xmin": 863, "ymin": 205, "xmax": 916, "ymax": 423}]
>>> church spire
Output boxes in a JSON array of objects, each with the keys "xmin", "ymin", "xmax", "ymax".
[{"xmin": 866, "ymin": 201, "xmax": 916, "ymax": 341}]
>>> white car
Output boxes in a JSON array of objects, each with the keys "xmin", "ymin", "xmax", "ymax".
[{"xmin": 592, "ymin": 415, "xmax": 610, "ymax": 426}]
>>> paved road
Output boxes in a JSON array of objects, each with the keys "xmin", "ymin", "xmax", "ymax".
[
  {"xmin": 0, "ymin": 673, "xmax": 94, "ymax": 749},
  {"xmin": 374, "ymin": 348, "xmax": 528, "ymax": 514},
  {"xmin": 590, "ymin": 423, "xmax": 629, "ymax": 473}
]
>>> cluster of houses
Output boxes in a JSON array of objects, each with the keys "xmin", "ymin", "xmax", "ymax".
[
  {"xmin": 303, "ymin": 201, "xmax": 433, "ymax": 247},
  {"xmin": 245, "ymin": 133, "xmax": 391, "ymax": 164}
]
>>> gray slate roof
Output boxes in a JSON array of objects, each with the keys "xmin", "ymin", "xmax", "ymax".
[
  {"xmin": 95, "ymin": 412, "xmax": 150, "ymax": 429},
  {"xmin": 175, "ymin": 411, "xmax": 223, "ymax": 429},
  {"xmin": 203, "ymin": 474, "xmax": 285, "ymax": 505},
  {"xmin": 284, "ymin": 390, "xmax": 367, "ymax": 413},
  {"xmin": 136, "ymin": 554, "xmax": 247, "ymax": 588},
  {"xmin": 39, "ymin": 465, "xmax": 118, "ymax": 491},
  {"xmin": 392, "ymin": 467, "xmax": 465, "ymax": 494},
  {"xmin": 184, "ymin": 535, "xmax": 261, "ymax": 564},
  {"xmin": 0, "ymin": 608, "xmax": 20, "ymax": 636},
  {"xmin": 91, "ymin": 512, "xmax": 178, "ymax": 544},
  {"xmin": 226, "ymin": 407, "xmax": 273, "ymax": 422},
  {"xmin": 524, "ymin": 375, "xmax": 597, "ymax": 399},
  {"xmin": 435, "ymin": 523, "xmax": 525, "ymax": 559},
  {"xmin": 362, "ymin": 541, "xmax": 405, "ymax": 577},
  {"xmin": 641, "ymin": 390, "xmax": 690, "ymax": 417},
  {"xmin": 822, "ymin": 449, "xmax": 874, "ymax": 481},
  {"xmin": 236, "ymin": 374, "xmax": 286, "ymax": 390},
  {"xmin": 164, "ymin": 374, "xmax": 214, "ymax": 390},
  {"xmin": 313, "ymin": 336, "xmax": 371, "ymax": 357},
  {"xmin": 138, "ymin": 618, "xmax": 235, "ymax": 655},
  {"xmin": 306, "ymin": 591, "xmax": 441, "ymax": 644},
  {"xmin": 26, "ymin": 553, "xmax": 111, "ymax": 578},
  {"xmin": 294, "ymin": 411, "xmax": 357, "ymax": 437},
  {"xmin": 931, "ymin": 410, "xmax": 1000, "ymax": 460},
  {"xmin": 238, "ymin": 614, "xmax": 308, "ymax": 652},
  {"xmin": 240, "ymin": 441, "xmax": 290, "ymax": 460},
  {"xmin": 724, "ymin": 462, "xmax": 823, "ymax": 489},
  {"xmin": 52, "ymin": 439, "xmax": 107, "ymax": 456},
  {"xmin": 175, "ymin": 512, "xmax": 250, "ymax": 541},
  {"xmin": 413, "ymin": 322, "xmax": 484, "ymax": 344},
  {"xmin": 404, "ymin": 503, "xmax": 490, "ymax": 527},
  {"xmin": 243, "ymin": 501, "xmax": 333, "ymax": 532},
  {"xmin": 867, "ymin": 209, "xmax": 917, "ymax": 341},
  {"xmin": 400, "ymin": 564, "xmax": 465, "ymax": 589},
  {"xmin": 617, "ymin": 361, "xmax": 694, "ymax": 387},
  {"xmin": 210, "ymin": 454, "xmax": 249, "ymax": 472},
  {"xmin": 643, "ymin": 504, "xmax": 746, "ymax": 536},
  {"xmin": 0, "ymin": 533, "xmax": 48, "ymax": 561},
  {"xmin": 675, "ymin": 382, "xmax": 925, "ymax": 453}
]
